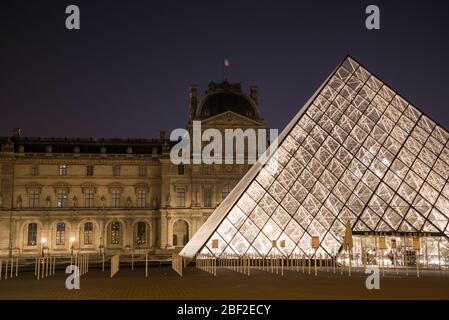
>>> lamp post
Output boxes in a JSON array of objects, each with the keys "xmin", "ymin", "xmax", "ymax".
[
  {"xmin": 41, "ymin": 238, "xmax": 47, "ymax": 257},
  {"xmin": 70, "ymin": 237, "xmax": 75, "ymax": 265},
  {"xmin": 99, "ymin": 244, "xmax": 105, "ymax": 272}
]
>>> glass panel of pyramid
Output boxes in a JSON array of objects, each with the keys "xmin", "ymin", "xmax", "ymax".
[{"xmin": 180, "ymin": 56, "xmax": 449, "ymax": 259}]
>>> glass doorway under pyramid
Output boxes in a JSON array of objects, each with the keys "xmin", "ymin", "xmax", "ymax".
[{"xmin": 180, "ymin": 56, "xmax": 449, "ymax": 262}]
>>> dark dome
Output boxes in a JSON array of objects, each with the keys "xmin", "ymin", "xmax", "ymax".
[
  {"xmin": 193, "ymin": 81, "xmax": 261, "ymax": 120},
  {"xmin": 196, "ymin": 92, "xmax": 259, "ymax": 119}
]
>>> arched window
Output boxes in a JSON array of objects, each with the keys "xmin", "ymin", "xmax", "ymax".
[
  {"xmin": 136, "ymin": 221, "xmax": 147, "ymax": 246},
  {"xmin": 222, "ymin": 183, "xmax": 232, "ymax": 201},
  {"xmin": 84, "ymin": 222, "xmax": 93, "ymax": 245},
  {"xmin": 173, "ymin": 220, "xmax": 189, "ymax": 247},
  {"xmin": 110, "ymin": 222, "xmax": 120, "ymax": 245},
  {"xmin": 173, "ymin": 234, "xmax": 178, "ymax": 246},
  {"xmin": 56, "ymin": 222, "xmax": 65, "ymax": 245},
  {"xmin": 27, "ymin": 223, "xmax": 38, "ymax": 246}
]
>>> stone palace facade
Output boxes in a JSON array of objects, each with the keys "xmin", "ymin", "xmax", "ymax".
[{"xmin": 0, "ymin": 81, "xmax": 268, "ymax": 257}]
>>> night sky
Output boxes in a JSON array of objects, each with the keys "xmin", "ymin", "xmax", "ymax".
[{"xmin": 1, "ymin": 0, "xmax": 449, "ymax": 139}]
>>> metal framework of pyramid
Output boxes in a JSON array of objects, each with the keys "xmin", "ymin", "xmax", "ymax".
[{"xmin": 180, "ymin": 56, "xmax": 449, "ymax": 259}]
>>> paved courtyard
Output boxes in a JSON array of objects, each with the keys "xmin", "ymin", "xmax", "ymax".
[{"xmin": 1, "ymin": 265, "xmax": 449, "ymax": 300}]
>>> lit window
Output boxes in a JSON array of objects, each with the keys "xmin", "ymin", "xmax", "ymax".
[
  {"xmin": 56, "ymin": 188, "xmax": 68, "ymax": 208},
  {"xmin": 112, "ymin": 189, "xmax": 121, "ymax": 208},
  {"xmin": 84, "ymin": 222, "xmax": 93, "ymax": 245},
  {"xmin": 86, "ymin": 165, "xmax": 94, "ymax": 176},
  {"xmin": 59, "ymin": 164, "xmax": 67, "ymax": 176},
  {"xmin": 139, "ymin": 166, "xmax": 146, "ymax": 177},
  {"xmin": 29, "ymin": 188, "xmax": 40, "ymax": 208},
  {"xmin": 113, "ymin": 165, "xmax": 121, "ymax": 177},
  {"xmin": 137, "ymin": 189, "xmax": 147, "ymax": 208},
  {"xmin": 176, "ymin": 188, "xmax": 185, "ymax": 207},
  {"xmin": 178, "ymin": 164, "xmax": 184, "ymax": 175},
  {"xmin": 84, "ymin": 188, "xmax": 95, "ymax": 208},
  {"xmin": 136, "ymin": 221, "xmax": 147, "ymax": 246},
  {"xmin": 31, "ymin": 165, "xmax": 39, "ymax": 176},
  {"xmin": 27, "ymin": 223, "xmax": 37, "ymax": 246},
  {"xmin": 56, "ymin": 222, "xmax": 65, "ymax": 245},
  {"xmin": 110, "ymin": 222, "xmax": 120, "ymax": 245}
]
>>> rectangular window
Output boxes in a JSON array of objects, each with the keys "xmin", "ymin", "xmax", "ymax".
[
  {"xmin": 222, "ymin": 183, "xmax": 232, "ymax": 201},
  {"xmin": 86, "ymin": 165, "xmax": 94, "ymax": 176},
  {"xmin": 178, "ymin": 165, "xmax": 184, "ymax": 175},
  {"xmin": 59, "ymin": 164, "xmax": 67, "ymax": 176},
  {"xmin": 56, "ymin": 222, "xmax": 65, "ymax": 245},
  {"xmin": 113, "ymin": 165, "xmax": 121, "ymax": 177},
  {"xmin": 56, "ymin": 188, "xmax": 68, "ymax": 208},
  {"xmin": 31, "ymin": 165, "xmax": 39, "ymax": 176},
  {"xmin": 27, "ymin": 223, "xmax": 38, "ymax": 246},
  {"xmin": 137, "ymin": 189, "xmax": 147, "ymax": 208},
  {"xmin": 84, "ymin": 188, "xmax": 95, "ymax": 208},
  {"xmin": 84, "ymin": 222, "xmax": 93, "ymax": 245},
  {"xmin": 138, "ymin": 166, "xmax": 146, "ymax": 177},
  {"xmin": 29, "ymin": 188, "xmax": 39, "ymax": 208},
  {"xmin": 111, "ymin": 222, "xmax": 120, "ymax": 245},
  {"xmin": 112, "ymin": 189, "xmax": 121, "ymax": 208},
  {"xmin": 176, "ymin": 188, "xmax": 185, "ymax": 207},
  {"xmin": 204, "ymin": 165, "xmax": 212, "ymax": 175},
  {"xmin": 204, "ymin": 186, "xmax": 212, "ymax": 207}
]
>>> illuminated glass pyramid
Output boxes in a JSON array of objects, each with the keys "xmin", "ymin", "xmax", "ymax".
[{"xmin": 180, "ymin": 56, "xmax": 449, "ymax": 259}]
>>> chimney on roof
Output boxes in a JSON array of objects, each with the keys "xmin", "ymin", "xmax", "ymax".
[
  {"xmin": 12, "ymin": 128, "xmax": 22, "ymax": 137},
  {"xmin": 160, "ymin": 131, "xmax": 166, "ymax": 142}
]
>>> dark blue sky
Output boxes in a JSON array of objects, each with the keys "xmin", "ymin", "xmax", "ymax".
[{"xmin": 1, "ymin": 0, "xmax": 449, "ymax": 138}]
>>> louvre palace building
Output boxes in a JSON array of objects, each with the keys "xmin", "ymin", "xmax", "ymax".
[{"xmin": 0, "ymin": 81, "xmax": 268, "ymax": 257}]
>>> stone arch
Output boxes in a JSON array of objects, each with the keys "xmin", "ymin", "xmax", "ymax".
[
  {"xmin": 77, "ymin": 219, "xmax": 101, "ymax": 250},
  {"xmin": 49, "ymin": 219, "xmax": 72, "ymax": 250},
  {"xmin": 20, "ymin": 219, "xmax": 44, "ymax": 250},
  {"xmin": 104, "ymin": 219, "xmax": 126, "ymax": 248},
  {"xmin": 171, "ymin": 219, "xmax": 190, "ymax": 247},
  {"xmin": 131, "ymin": 219, "xmax": 152, "ymax": 248}
]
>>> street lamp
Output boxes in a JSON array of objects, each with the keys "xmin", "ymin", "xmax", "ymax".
[
  {"xmin": 70, "ymin": 237, "xmax": 75, "ymax": 254},
  {"xmin": 41, "ymin": 238, "xmax": 47, "ymax": 257},
  {"xmin": 70, "ymin": 237, "xmax": 75, "ymax": 265}
]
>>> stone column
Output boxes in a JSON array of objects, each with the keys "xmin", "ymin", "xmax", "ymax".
[
  {"xmin": 98, "ymin": 219, "xmax": 105, "ymax": 250},
  {"xmin": 125, "ymin": 218, "xmax": 133, "ymax": 248},
  {"xmin": 160, "ymin": 211, "xmax": 168, "ymax": 248}
]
